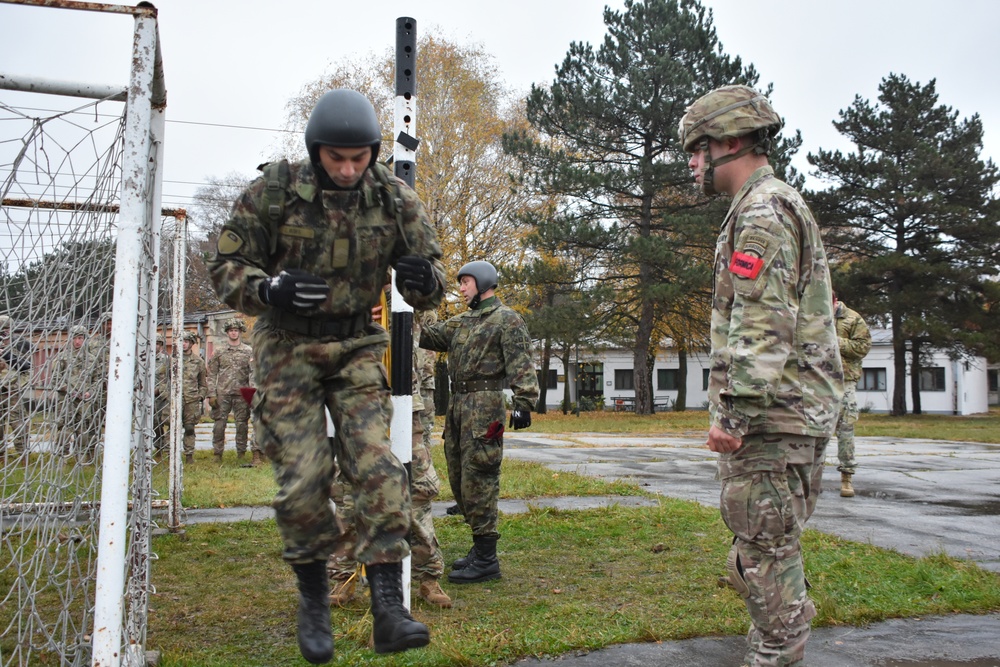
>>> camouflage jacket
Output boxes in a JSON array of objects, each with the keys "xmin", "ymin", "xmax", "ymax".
[
  {"xmin": 420, "ymin": 297, "xmax": 539, "ymax": 413},
  {"xmin": 52, "ymin": 344, "xmax": 103, "ymax": 399},
  {"xmin": 709, "ymin": 166, "xmax": 843, "ymax": 439},
  {"xmin": 207, "ymin": 342, "xmax": 254, "ymax": 396},
  {"xmin": 154, "ymin": 351, "xmax": 170, "ymax": 398},
  {"xmin": 209, "ymin": 160, "xmax": 445, "ymax": 330},
  {"xmin": 180, "ymin": 349, "xmax": 208, "ymax": 402},
  {"xmin": 412, "ymin": 320, "xmax": 436, "ymax": 413},
  {"xmin": 834, "ymin": 301, "xmax": 872, "ymax": 384}
]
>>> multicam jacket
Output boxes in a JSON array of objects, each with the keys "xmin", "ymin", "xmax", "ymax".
[
  {"xmin": 834, "ymin": 302, "xmax": 872, "ymax": 385},
  {"xmin": 420, "ymin": 297, "xmax": 539, "ymax": 413},
  {"xmin": 52, "ymin": 343, "xmax": 103, "ymax": 399},
  {"xmin": 709, "ymin": 166, "xmax": 843, "ymax": 438},
  {"xmin": 180, "ymin": 348, "xmax": 208, "ymax": 403},
  {"xmin": 208, "ymin": 160, "xmax": 445, "ymax": 326},
  {"xmin": 207, "ymin": 342, "xmax": 254, "ymax": 397}
]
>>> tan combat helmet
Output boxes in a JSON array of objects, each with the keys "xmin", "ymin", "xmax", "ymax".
[
  {"xmin": 182, "ymin": 331, "xmax": 199, "ymax": 344},
  {"xmin": 223, "ymin": 317, "xmax": 247, "ymax": 333},
  {"xmin": 69, "ymin": 325, "xmax": 89, "ymax": 338},
  {"xmin": 678, "ymin": 85, "xmax": 783, "ymax": 195}
]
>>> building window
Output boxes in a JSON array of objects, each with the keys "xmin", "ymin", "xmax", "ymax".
[
  {"xmin": 614, "ymin": 369, "xmax": 634, "ymax": 391},
  {"xmin": 919, "ymin": 367, "xmax": 946, "ymax": 392},
  {"xmin": 989, "ymin": 369, "xmax": 999, "ymax": 392},
  {"xmin": 702, "ymin": 368, "xmax": 710, "ymax": 391},
  {"xmin": 545, "ymin": 369, "xmax": 558, "ymax": 389},
  {"xmin": 657, "ymin": 368, "xmax": 679, "ymax": 390},
  {"xmin": 859, "ymin": 368, "xmax": 886, "ymax": 392}
]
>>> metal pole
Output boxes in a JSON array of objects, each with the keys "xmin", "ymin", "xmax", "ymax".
[
  {"xmin": 391, "ymin": 15, "xmax": 417, "ymax": 607},
  {"xmin": 92, "ymin": 10, "xmax": 158, "ymax": 666},
  {"xmin": 167, "ymin": 214, "xmax": 186, "ymax": 532},
  {"xmin": 575, "ymin": 341, "xmax": 581, "ymax": 417}
]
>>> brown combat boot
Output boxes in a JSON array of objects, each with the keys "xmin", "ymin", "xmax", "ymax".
[
  {"xmin": 840, "ymin": 472, "xmax": 855, "ymax": 498},
  {"xmin": 236, "ymin": 451, "xmax": 245, "ymax": 461},
  {"xmin": 418, "ymin": 579, "xmax": 453, "ymax": 609},
  {"xmin": 184, "ymin": 453, "xmax": 194, "ymax": 464},
  {"xmin": 328, "ymin": 576, "xmax": 358, "ymax": 607},
  {"xmin": 213, "ymin": 452, "xmax": 223, "ymax": 463},
  {"xmin": 251, "ymin": 451, "xmax": 264, "ymax": 466}
]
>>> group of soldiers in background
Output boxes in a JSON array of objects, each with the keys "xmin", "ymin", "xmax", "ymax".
[{"xmin": 0, "ymin": 311, "xmax": 258, "ymax": 466}]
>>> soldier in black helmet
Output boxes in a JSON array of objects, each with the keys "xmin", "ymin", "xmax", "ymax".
[
  {"xmin": 420, "ymin": 260, "xmax": 539, "ymax": 586},
  {"xmin": 209, "ymin": 89, "xmax": 445, "ymax": 663}
]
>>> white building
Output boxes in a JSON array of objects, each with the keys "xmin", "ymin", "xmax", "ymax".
[{"xmin": 537, "ymin": 328, "xmax": 991, "ymax": 415}]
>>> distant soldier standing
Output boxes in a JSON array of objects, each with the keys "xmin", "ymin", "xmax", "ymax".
[
  {"xmin": 679, "ymin": 85, "xmax": 843, "ymax": 667},
  {"xmin": 179, "ymin": 331, "xmax": 208, "ymax": 464},
  {"xmin": 0, "ymin": 315, "xmax": 31, "ymax": 458},
  {"xmin": 207, "ymin": 317, "xmax": 254, "ymax": 462},
  {"xmin": 209, "ymin": 89, "xmax": 445, "ymax": 661},
  {"xmin": 420, "ymin": 260, "xmax": 539, "ymax": 585},
  {"xmin": 153, "ymin": 336, "xmax": 170, "ymax": 455},
  {"xmin": 832, "ymin": 293, "xmax": 871, "ymax": 498},
  {"xmin": 52, "ymin": 325, "xmax": 104, "ymax": 462}
]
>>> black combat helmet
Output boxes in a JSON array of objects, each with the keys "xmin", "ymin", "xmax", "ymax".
[{"xmin": 305, "ymin": 89, "xmax": 382, "ymax": 168}]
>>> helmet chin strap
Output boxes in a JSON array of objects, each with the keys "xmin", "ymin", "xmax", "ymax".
[{"xmin": 698, "ymin": 137, "xmax": 763, "ymax": 196}]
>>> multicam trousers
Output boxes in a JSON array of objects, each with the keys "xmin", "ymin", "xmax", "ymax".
[
  {"xmin": 212, "ymin": 393, "xmax": 251, "ymax": 455},
  {"xmin": 835, "ymin": 385, "xmax": 859, "ymax": 475},
  {"xmin": 717, "ymin": 433, "xmax": 828, "ymax": 667},
  {"xmin": 252, "ymin": 325, "xmax": 410, "ymax": 566}
]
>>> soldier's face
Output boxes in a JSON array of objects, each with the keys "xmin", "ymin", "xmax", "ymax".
[
  {"xmin": 227, "ymin": 328, "xmax": 241, "ymax": 342},
  {"xmin": 317, "ymin": 145, "xmax": 372, "ymax": 188},
  {"xmin": 72, "ymin": 335, "xmax": 85, "ymax": 349},
  {"xmin": 458, "ymin": 275, "xmax": 478, "ymax": 305},
  {"xmin": 183, "ymin": 340, "xmax": 193, "ymax": 352}
]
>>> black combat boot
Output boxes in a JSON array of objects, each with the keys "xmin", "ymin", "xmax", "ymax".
[
  {"xmin": 450, "ymin": 544, "xmax": 476, "ymax": 570},
  {"xmin": 447, "ymin": 536, "xmax": 501, "ymax": 584},
  {"xmin": 291, "ymin": 561, "xmax": 334, "ymax": 664},
  {"xmin": 367, "ymin": 561, "xmax": 431, "ymax": 654}
]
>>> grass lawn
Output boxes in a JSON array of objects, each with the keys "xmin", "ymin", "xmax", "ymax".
[{"xmin": 142, "ymin": 408, "xmax": 1000, "ymax": 666}]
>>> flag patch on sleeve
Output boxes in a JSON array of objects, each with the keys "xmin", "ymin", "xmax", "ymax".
[{"xmin": 730, "ymin": 251, "xmax": 763, "ymax": 279}]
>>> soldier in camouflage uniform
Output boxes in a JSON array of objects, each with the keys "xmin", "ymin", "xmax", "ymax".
[
  {"xmin": 52, "ymin": 325, "xmax": 105, "ymax": 462},
  {"xmin": 207, "ymin": 317, "xmax": 254, "ymax": 462},
  {"xmin": 328, "ymin": 308, "xmax": 452, "ymax": 609},
  {"xmin": 0, "ymin": 315, "xmax": 31, "ymax": 458},
  {"xmin": 420, "ymin": 260, "xmax": 539, "ymax": 585},
  {"xmin": 179, "ymin": 331, "xmax": 208, "ymax": 464},
  {"xmin": 153, "ymin": 336, "xmax": 170, "ymax": 455},
  {"xmin": 209, "ymin": 89, "xmax": 444, "ymax": 661},
  {"xmin": 679, "ymin": 85, "xmax": 844, "ymax": 667},
  {"xmin": 832, "ymin": 294, "xmax": 871, "ymax": 498}
]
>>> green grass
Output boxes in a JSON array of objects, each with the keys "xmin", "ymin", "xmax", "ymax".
[{"xmin": 146, "ymin": 503, "xmax": 1000, "ymax": 667}]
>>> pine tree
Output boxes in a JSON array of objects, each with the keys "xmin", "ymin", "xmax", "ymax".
[
  {"xmin": 809, "ymin": 74, "xmax": 1000, "ymax": 415},
  {"xmin": 503, "ymin": 0, "xmax": 769, "ymax": 414}
]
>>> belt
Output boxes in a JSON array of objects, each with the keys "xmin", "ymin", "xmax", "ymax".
[
  {"xmin": 452, "ymin": 378, "xmax": 505, "ymax": 393},
  {"xmin": 270, "ymin": 311, "xmax": 369, "ymax": 339}
]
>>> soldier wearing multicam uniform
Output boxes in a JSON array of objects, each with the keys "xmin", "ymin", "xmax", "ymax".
[
  {"xmin": 327, "ymin": 308, "xmax": 451, "ymax": 609},
  {"xmin": 207, "ymin": 317, "xmax": 255, "ymax": 462},
  {"xmin": 153, "ymin": 336, "xmax": 170, "ymax": 455},
  {"xmin": 52, "ymin": 325, "xmax": 105, "ymax": 462},
  {"xmin": 179, "ymin": 331, "xmax": 208, "ymax": 464},
  {"xmin": 209, "ymin": 89, "xmax": 445, "ymax": 662},
  {"xmin": 832, "ymin": 295, "xmax": 871, "ymax": 498},
  {"xmin": 420, "ymin": 260, "xmax": 539, "ymax": 586},
  {"xmin": 679, "ymin": 85, "xmax": 843, "ymax": 667},
  {"xmin": 0, "ymin": 315, "xmax": 31, "ymax": 458}
]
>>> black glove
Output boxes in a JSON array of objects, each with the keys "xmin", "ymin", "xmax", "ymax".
[
  {"xmin": 509, "ymin": 409, "xmax": 531, "ymax": 430},
  {"xmin": 395, "ymin": 256, "xmax": 437, "ymax": 295},
  {"xmin": 258, "ymin": 269, "xmax": 329, "ymax": 311}
]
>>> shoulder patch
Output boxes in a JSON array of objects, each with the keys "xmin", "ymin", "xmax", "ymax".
[
  {"xmin": 730, "ymin": 251, "xmax": 763, "ymax": 279},
  {"xmin": 217, "ymin": 230, "xmax": 244, "ymax": 255}
]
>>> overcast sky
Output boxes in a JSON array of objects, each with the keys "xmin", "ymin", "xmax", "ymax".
[{"xmin": 2, "ymin": 0, "xmax": 998, "ymax": 214}]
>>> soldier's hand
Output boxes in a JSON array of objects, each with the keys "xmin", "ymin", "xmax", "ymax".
[
  {"xmin": 394, "ymin": 256, "xmax": 436, "ymax": 296},
  {"xmin": 707, "ymin": 425, "xmax": 742, "ymax": 453},
  {"xmin": 509, "ymin": 409, "xmax": 531, "ymax": 430},
  {"xmin": 208, "ymin": 396, "xmax": 218, "ymax": 409},
  {"xmin": 258, "ymin": 269, "xmax": 329, "ymax": 312}
]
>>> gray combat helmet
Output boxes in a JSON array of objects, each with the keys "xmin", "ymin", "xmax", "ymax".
[
  {"xmin": 457, "ymin": 261, "xmax": 498, "ymax": 308},
  {"xmin": 305, "ymin": 89, "xmax": 382, "ymax": 168}
]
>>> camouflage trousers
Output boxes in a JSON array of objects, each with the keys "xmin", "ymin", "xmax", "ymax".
[
  {"xmin": 181, "ymin": 399, "xmax": 203, "ymax": 456},
  {"xmin": 212, "ymin": 394, "xmax": 251, "ymax": 455},
  {"xmin": 252, "ymin": 325, "xmax": 410, "ymax": 566},
  {"xmin": 328, "ymin": 403, "xmax": 443, "ymax": 581},
  {"xmin": 0, "ymin": 386, "xmax": 27, "ymax": 454},
  {"xmin": 443, "ymin": 389, "xmax": 505, "ymax": 539},
  {"xmin": 717, "ymin": 433, "xmax": 828, "ymax": 667},
  {"xmin": 56, "ymin": 395, "xmax": 100, "ymax": 459},
  {"xmin": 835, "ymin": 386, "xmax": 859, "ymax": 475},
  {"xmin": 153, "ymin": 396, "xmax": 168, "ymax": 453}
]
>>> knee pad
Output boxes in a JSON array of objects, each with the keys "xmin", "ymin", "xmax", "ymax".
[{"xmin": 726, "ymin": 541, "xmax": 751, "ymax": 598}]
